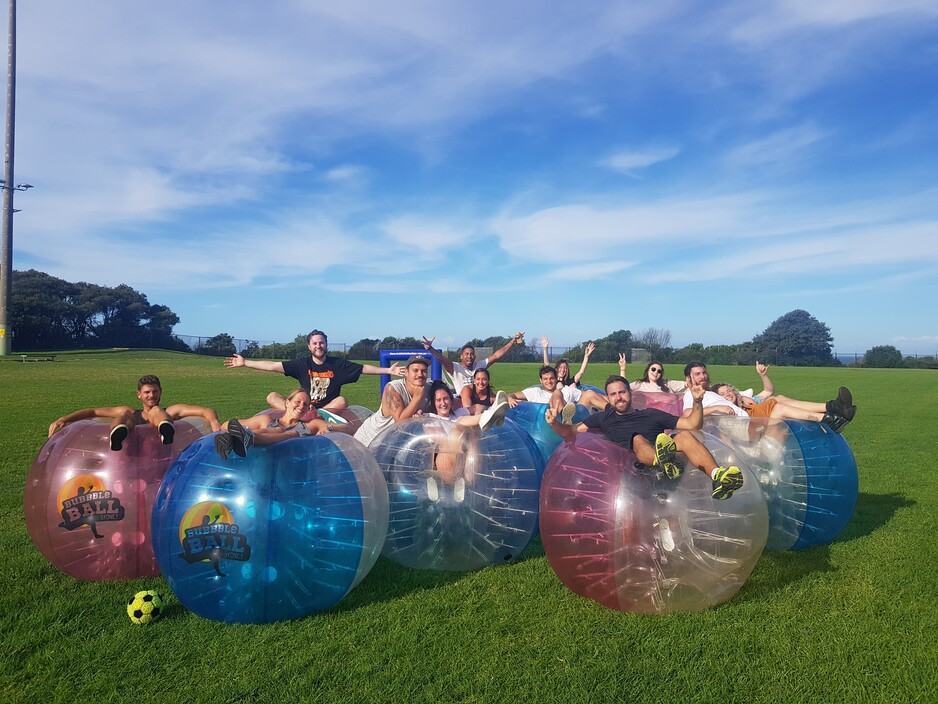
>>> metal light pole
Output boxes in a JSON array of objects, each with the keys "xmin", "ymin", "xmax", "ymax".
[{"xmin": 0, "ymin": 0, "xmax": 22, "ymax": 356}]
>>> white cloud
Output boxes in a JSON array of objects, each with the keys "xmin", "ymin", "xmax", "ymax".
[
  {"xmin": 600, "ymin": 147, "xmax": 680, "ymax": 173},
  {"xmin": 724, "ymin": 124, "xmax": 828, "ymax": 167}
]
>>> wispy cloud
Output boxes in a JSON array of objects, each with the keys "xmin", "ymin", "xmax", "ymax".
[
  {"xmin": 600, "ymin": 146, "xmax": 680, "ymax": 174},
  {"xmin": 724, "ymin": 124, "xmax": 828, "ymax": 167}
]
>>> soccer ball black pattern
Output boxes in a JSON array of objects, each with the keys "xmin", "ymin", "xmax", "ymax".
[{"xmin": 127, "ymin": 590, "xmax": 164, "ymax": 624}]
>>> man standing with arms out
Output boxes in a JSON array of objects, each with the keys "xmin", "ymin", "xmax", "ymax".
[
  {"xmin": 48, "ymin": 375, "xmax": 221, "ymax": 451},
  {"xmin": 421, "ymin": 331, "xmax": 525, "ymax": 395},
  {"xmin": 224, "ymin": 329, "xmax": 403, "ymax": 411},
  {"xmin": 353, "ymin": 355, "xmax": 433, "ymax": 447},
  {"xmin": 547, "ymin": 375, "xmax": 745, "ymax": 501}
]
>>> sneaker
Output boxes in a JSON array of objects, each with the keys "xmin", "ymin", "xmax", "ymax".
[
  {"xmin": 494, "ymin": 390, "xmax": 509, "ymax": 407},
  {"xmin": 480, "ymin": 399, "xmax": 509, "ymax": 432},
  {"xmin": 561, "ymin": 402, "xmax": 576, "ymax": 425},
  {"xmin": 822, "ymin": 411, "xmax": 851, "ymax": 434},
  {"xmin": 712, "ymin": 466, "xmax": 744, "ymax": 500},
  {"xmin": 109, "ymin": 424, "xmax": 129, "ymax": 452},
  {"xmin": 426, "ymin": 476, "xmax": 440, "ymax": 502},
  {"xmin": 654, "ymin": 433, "xmax": 683, "ymax": 480},
  {"xmin": 158, "ymin": 421, "xmax": 175, "ymax": 445},
  {"xmin": 214, "ymin": 432, "xmax": 232, "ymax": 460},
  {"xmin": 454, "ymin": 477, "xmax": 466, "ymax": 503},
  {"xmin": 658, "ymin": 518, "xmax": 675, "ymax": 552},
  {"xmin": 227, "ymin": 419, "xmax": 253, "ymax": 457}
]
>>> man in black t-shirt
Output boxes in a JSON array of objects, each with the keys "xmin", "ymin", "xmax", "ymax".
[
  {"xmin": 547, "ymin": 375, "xmax": 745, "ymax": 501},
  {"xmin": 224, "ymin": 329, "xmax": 403, "ymax": 411}
]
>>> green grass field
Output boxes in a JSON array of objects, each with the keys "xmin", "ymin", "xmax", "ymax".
[{"xmin": 1, "ymin": 351, "xmax": 936, "ymax": 703}]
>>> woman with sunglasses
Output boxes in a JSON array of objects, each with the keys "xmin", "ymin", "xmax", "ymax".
[{"xmin": 619, "ymin": 355, "xmax": 686, "ymax": 393}]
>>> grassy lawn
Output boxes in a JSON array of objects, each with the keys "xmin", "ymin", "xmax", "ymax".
[{"xmin": 1, "ymin": 351, "xmax": 935, "ymax": 703}]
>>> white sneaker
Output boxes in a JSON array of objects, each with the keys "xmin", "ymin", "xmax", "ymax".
[
  {"xmin": 495, "ymin": 390, "xmax": 509, "ymax": 407},
  {"xmin": 658, "ymin": 518, "xmax": 675, "ymax": 552},
  {"xmin": 454, "ymin": 477, "xmax": 466, "ymax": 503},
  {"xmin": 561, "ymin": 402, "xmax": 576, "ymax": 425},
  {"xmin": 426, "ymin": 476, "xmax": 439, "ymax": 502},
  {"xmin": 480, "ymin": 400, "xmax": 509, "ymax": 432}
]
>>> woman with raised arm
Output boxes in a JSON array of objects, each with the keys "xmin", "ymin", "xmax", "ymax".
[
  {"xmin": 619, "ymin": 355, "xmax": 686, "ymax": 394},
  {"xmin": 541, "ymin": 336, "xmax": 595, "ymax": 387}
]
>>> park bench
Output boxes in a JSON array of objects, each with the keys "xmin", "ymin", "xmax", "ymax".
[{"xmin": 20, "ymin": 354, "xmax": 57, "ymax": 362}]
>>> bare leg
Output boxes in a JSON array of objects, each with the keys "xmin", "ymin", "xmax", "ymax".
[
  {"xmin": 433, "ymin": 426, "xmax": 467, "ymax": 484},
  {"xmin": 578, "ymin": 389, "xmax": 607, "ymax": 411},
  {"xmin": 769, "ymin": 402, "xmax": 823, "ymax": 422},
  {"xmin": 633, "ymin": 434, "xmax": 716, "ymax": 476},
  {"xmin": 549, "ymin": 390, "xmax": 565, "ymax": 416},
  {"xmin": 324, "ymin": 396, "xmax": 349, "ymax": 410},
  {"xmin": 771, "ymin": 395, "xmax": 826, "ymax": 413}
]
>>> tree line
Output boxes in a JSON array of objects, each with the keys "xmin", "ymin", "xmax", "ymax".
[{"xmin": 10, "ymin": 270, "xmax": 933, "ymax": 368}]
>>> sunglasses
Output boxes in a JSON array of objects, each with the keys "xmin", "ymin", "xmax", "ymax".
[{"xmin": 650, "ymin": 367, "xmax": 663, "ymax": 373}]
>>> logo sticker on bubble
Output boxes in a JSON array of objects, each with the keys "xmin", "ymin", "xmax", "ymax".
[
  {"xmin": 57, "ymin": 474, "xmax": 125, "ymax": 538},
  {"xmin": 177, "ymin": 501, "xmax": 251, "ymax": 577}
]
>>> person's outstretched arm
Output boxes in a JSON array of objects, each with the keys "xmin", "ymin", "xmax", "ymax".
[
  {"xmin": 166, "ymin": 403, "xmax": 222, "ymax": 432},
  {"xmin": 545, "ymin": 407, "xmax": 588, "ymax": 441},
  {"xmin": 421, "ymin": 336, "xmax": 455, "ymax": 374},
  {"xmin": 541, "ymin": 335, "xmax": 550, "ymax": 365},
  {"xmin": 754, "ymin": 361, "xmax": 775, "ymax": 400},
  {"xmin": 487, "ymin": 331, "xmax": 526, "ymax": 365},
  {"xmin": 48, "ymin": 406, "xmax": 134, "ymax": 437},
  {"xmin": 361, "ymin": 362, "xmax": 404, "ymax": 377},
  {"xmin": 572, "ymin": 342, "xmax": 595, "ymax": 384},
  {"xmin": 224, "ymin": 353, "xmax": 285, "ymax": 374}
]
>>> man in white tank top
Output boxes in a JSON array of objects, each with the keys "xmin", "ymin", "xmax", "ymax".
[{"xmin": 353, "ymin": 356, "xmax": 433, "ymax": 446}]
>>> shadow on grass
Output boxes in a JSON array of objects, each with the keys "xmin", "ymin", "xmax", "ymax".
[
  {"xmin": 737, "ymin": 545, "xmax": 833, "ymax": 603},
  {"xmin": 333, "ymin": 535, "xmax": 548, "ymax": 613},
  {"xmin": 835, "ymin": 491, "xmax": 915, "ymax": 543},
  {"xmin": 736, "ymin": 491, "xmax": 914, "ymax": 602}
]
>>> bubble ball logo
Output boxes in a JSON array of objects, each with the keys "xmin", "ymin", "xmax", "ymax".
[
  {"xmin": 56, "ymin": 474, "xmax": 125, "ymax": 538},
  {"xmin": 177, "ymin": 501, "xmax": 250, "ymax": 577}
]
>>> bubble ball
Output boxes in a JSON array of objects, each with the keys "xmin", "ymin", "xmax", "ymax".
[
  {"xmin": 701, "ymin": 416, "xmax": 859, "ymax": 550},
  {"xmin": 151, "ymin": 433, "xmax": 388, "ymax": 624},
  {"xmin": 506, "ymin": 402, "xmax": 591, "ymax": 465},
  {"xmin": 371, "ymin": 416, "xmax": 542, "ymax": 572},
  {"xmin": 540, "ymin": 433, "xmax": 768, "ymax": 614},
  {"xmin": 24, "ymin": 418, "xmax": 209, "ymax": 581}
]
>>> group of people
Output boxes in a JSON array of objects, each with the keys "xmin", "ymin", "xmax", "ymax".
[{"xmin": 47, "ymin": 328, "xmax": 857, "ymax": 505}]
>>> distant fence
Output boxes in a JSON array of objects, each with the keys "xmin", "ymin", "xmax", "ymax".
[{"xmin": 172, "ymin": 335, "xmax": 937, "ymax": 366}]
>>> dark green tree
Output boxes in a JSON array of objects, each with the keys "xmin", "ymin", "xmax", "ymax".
[
  {"xmin": 198, "ymin": 333, "xmax": 236, "ymax": 357},
  {"xmin": 11, "ymin": 270, "xmax": 184, "ymax": 351},
  {"xmin": 241, "ymin": 340, "xmax": 260, "ymax": 357},
  {"xmin": 671, "ymin": 342, "xmax": 706, "ymax": 365},
  {"xmin": 751, "ymin": 310, "xmax": 836, "ymax": 366},
  {"xmin": 864, "ymin": 345, "xmax": 903, "ymax": 368},
  {"xmin": 590, "ymin": 330, "xmax": 633, "ymax": 362},
  {"xmin": 349, "ymin": 338, "xmax": 380, "ymax": 360}
]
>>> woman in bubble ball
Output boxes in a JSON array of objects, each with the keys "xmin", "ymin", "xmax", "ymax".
[
  {"xmin": 424, "ymin": 381, "xmax": 509, "ymax": 502},
  {"xmin": 214, "ymin": 389, "xmax": 354, "ymax": 459}
]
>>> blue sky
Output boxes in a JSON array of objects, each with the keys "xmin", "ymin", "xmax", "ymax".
[{"xmin": 6, "ymin": 1, "xmax": 938, "ymax": 354}]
